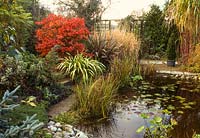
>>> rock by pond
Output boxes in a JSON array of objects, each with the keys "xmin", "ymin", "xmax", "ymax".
[{"xmin": 46, "ymin": 121, "xmax": 89, "ymax": 138}]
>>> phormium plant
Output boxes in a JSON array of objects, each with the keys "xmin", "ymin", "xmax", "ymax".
[
  {"xmin": 35, "ymin": 14, "xmax": 90, "ymax": 56},
  {"xmin": 86, "ymin": 32, "xmax": 119, "ymax": 66}
]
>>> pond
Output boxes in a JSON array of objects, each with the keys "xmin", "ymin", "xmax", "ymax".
[{"xmin": 77, "ymin": 74, "xmax": 200, "ymax": 138}]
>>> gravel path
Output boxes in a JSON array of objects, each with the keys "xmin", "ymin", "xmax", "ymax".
[{"xmin": 48, "ymin": 93, "xmax": 76, "ymax": 118}]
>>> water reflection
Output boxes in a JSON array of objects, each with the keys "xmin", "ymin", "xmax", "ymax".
[{"xmin": 77, "ymin": 74, "xmax": 200, "ymax": 138}]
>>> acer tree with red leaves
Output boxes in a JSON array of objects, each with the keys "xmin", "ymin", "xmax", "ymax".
[{"xmin": 35, "ymin": 14, "xmax": 90, "ymax": 56}]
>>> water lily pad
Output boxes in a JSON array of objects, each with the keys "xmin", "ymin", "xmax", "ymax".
[
  {"xmin": 136, "ymin": 126, "xmax": 145, "ymax": 133},
  {"xmin": 162, "ymin": 109, "xmax": 171, "ymax": 114},
  {"xmin": 175, "ymin": 96, "xmax": 186, "ymax": 101},
  {"xmin": 167, "ymin": 105, "xmax": 175, "ymax": 111},
  {"xmin": 161, "ymin": 86, "xmax": 168, "ymax": 91},
  {"xmin": 184, "ymin": 105, "xmax": 192, "ymax": 109},
  {"xmin": 180, "ymin": 88, "xmax": 189, "ymax": 91},
  {"xmin": 154, "ymin": 116, "xmax": 162, "ymax": 123},
  {"xmin": 188, "ymin": 102, "xmax": 196, "ymax": 105},
  {"xmin": 178, "ymin": 110, "xmax": 184, "ymax": 114},
  {"xmin": 140, "ymin": 113, "xmax": 150, "ymax": 119},
  {"xmin": 154, "ymin": 93, "xmax": 162, "ymax": 97},
  {"xmin": 154, "ymin": 99, "xmax": 161, "ymax": 103}
]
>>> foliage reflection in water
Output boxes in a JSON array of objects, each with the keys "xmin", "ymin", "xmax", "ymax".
[{"xmin": 76, "ymin": 74, "xmax": 200, "ymax": 138}]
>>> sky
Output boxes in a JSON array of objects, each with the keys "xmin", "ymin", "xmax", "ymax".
[{"xmin": 39, "ymin": 0, "xmax": 167, "ymax": 19}]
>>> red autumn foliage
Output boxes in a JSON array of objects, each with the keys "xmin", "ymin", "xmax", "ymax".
[{"xmin": 35, "ymin": 14, "xmax": 90, "ymax": 56}]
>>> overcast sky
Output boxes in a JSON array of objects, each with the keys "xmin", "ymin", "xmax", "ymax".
[{"xmin": 40, "ymin": 0, "xmax": 167, "ymax": 19}]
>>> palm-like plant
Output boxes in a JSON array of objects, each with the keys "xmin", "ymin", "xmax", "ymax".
[
  {"xmin": 57, "ymin": 54, "xmax": 105, "ymax": 84},
  {"xmin": 166, "ymin": 0, "xmax": 200, "ymax": 62},
  {"xmin": 167, "ymin": 0, "xmax": 200, "ymax": 36}
]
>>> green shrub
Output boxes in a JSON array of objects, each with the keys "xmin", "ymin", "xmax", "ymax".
[
  {"xmin": 167, "ymin": 33, "xmax": 177, "ymax": 60},
  {"xmin": 57, "ymin": 54, "xmax": 105, "ymax": 84},
  {"xmin": 74, "ymin": 75, "xmax": 119, "ymax": 119},
  {"xmin": 141, "ymin": 4, "xmax": 168, "ymax": 57},
  {"xmin": 0, "ymin": 86, "xmax": 44, "ymax": 138},
  {"xmin": 0, "ymin": 0, "xmax": 33, "ymax": 54},
  {"xmin": 0, "ymin": 51, "xmax": 67, "ymax": 101},
  {"xmin": 5, "ymin": 104, "xmax": 48, "ymax": 125}
]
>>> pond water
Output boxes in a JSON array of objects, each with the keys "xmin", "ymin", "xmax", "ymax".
[{"xmin": 77, "ymin": 74, "xmax": 200, "ymax": 138}]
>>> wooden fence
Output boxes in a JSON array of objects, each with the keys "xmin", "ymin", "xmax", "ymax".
[{"xmin": 93, "ymin": 18, "xmax": 145, "ymax": 39}]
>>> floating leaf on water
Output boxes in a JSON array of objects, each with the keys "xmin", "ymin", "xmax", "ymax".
[
  {"xmin": 136, "ymin": 126, "xmax": 145, "ymax": 133},
  {"xmin": 169, "ymin": 88, "xmax": 176, "ymax": 92},
  {"xmin": 142, "ymin": 85, "xmax": 150, "ymax": 90},
  {"xmin": 188, "ymin": 101, "xmax": 196, "ymax": 105},
  {"xmin": 162, "ymin": 97, "xmax": 170, "ymax": 101},
  {"xmin": 146, "ymin": 101, "xmax": 154, "ymax": 104},
  {"xmin": 178, "ymin": 110, "xmax": 184, "ymax": 114},
  {"xmin": 141, "ymin": 95, "xmax": 147, "ymax": 98},
  {"xmin": 176, "ymin": 81, "xmax": 182, "ymax": 84},
  {"xmin": 133, "ymin": 96, "xmax": 137, "ymax": 99},
  {"xmin": 154, "ymin": 99, "xmax": 161, "ymax": 103},
  {"xmin": 153, "ymin": 116, "xmax": 162, "ymax": 123},
  {"xmin": 180, "ymin": 100, "xmax": 185, "ymax": 104},
  {"xmin": 157, "ymin": 97, "xmax": 163, "ymax": 100},
  {"xmin": 191, "ymin": 89, "xmax": 200, "ymax": 93},
  {"xmin": 184, "ymin": 105, "xmax": 192, "ymax": 109},
  {"xmin": 167, "ymin": 105, "xmax": 176, "ymax": 111},
  {"xmin": 161, "ymin": 86, "xmax": 168, "ymax": 91},
  {"xmin": 154, "ymin": 93, "xmax": 162, "ymax": 97},
  {"xmin": 140, "ymin": 113, "xmax": 150, "ymax": 119},
  {"xmin": 150, "ymin": 86, "xmax": 155, "ymax": 89},
  {"xmin": 175, "ymin": 96, "xmax": 186, "ymax": 101},
  {"xmin": 145, "ymin": 94, "xmax": 153, "ymax": 97},
  {"xmin": 180, "ymin": 88, "xmax": 189, "ymax": 91},
  {"xmin": 142, "ymin": 81, "xmax": 150, "ymax": 85},
  {"xmin": 143, "ymin": 98, "xmax": 152, "ymax": 101},
  {"xmin": 162, "ymin": 109, "xmax": 171, "ymax": 114},
  {"xmin": 124, "ymin": 99, "xmax": 129, "ymax": 102}
]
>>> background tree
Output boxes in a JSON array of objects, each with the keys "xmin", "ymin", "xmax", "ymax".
[
  {"xmin": 0, "ymin": 0, "xmax": 33, "ymax": 54},
  {"xmin": 141, "ymin": 4, "xmax": 168, "ymax": 58},
  {"xmin": 57, "ymin": 0, "xmax": 109, "ymax": 30},
  {"xmin": 16, "ymin": 0, "xmax": 50, "ymax": 53}
]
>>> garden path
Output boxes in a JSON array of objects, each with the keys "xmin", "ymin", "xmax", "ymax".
[
  {"xmin": 140, "ymin": 59, "xmax": 199, "ymax": 76},
  {"xmin": 48, "ymin": 93, "xmax": 76, "ymax": 118}
]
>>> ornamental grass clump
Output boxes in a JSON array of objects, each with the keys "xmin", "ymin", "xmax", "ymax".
[
  {"xmin": 57, "ymin": 54, "xmax": 105, "ymax": 84},
  {"xmin": 74, "ymin": 75, "xmax": 119, "ymax": 119},
  {"xmin": 110, "ymin": 52, "xmax": 140, "ymax": 88},
  {"xmin": 108, "ymin": 30, "xmax": 141, "ymax": 88},
  {"xmin": 106, "ymin": 30, "xmax": 140, "ymax": 59},
  {"xmin": 187, "ymin": 44, "xmax": 200, "ymax": 73}
]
